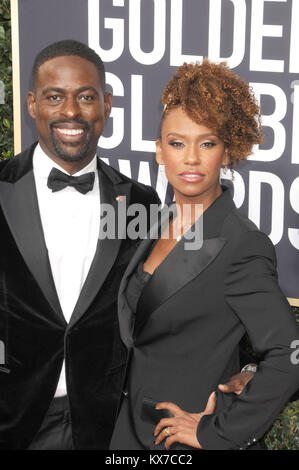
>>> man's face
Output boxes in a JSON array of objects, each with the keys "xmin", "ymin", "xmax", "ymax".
[{"xmin": 27, "ymin": 55, "xmax": 112, "ymax": 165}]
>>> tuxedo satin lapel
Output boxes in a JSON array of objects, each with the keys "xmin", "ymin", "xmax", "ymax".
[
  {"xmin": 117, "ymin": 205, "xmax": 174, "ymax": 348},
  {"xmin": 69, "ymin": 167, "xmax": 132, "ymax": 326},
  {"xmin": 135, "ymin": 236, "xmax": 227, "ymax": 335},
  {"xmin": 0, "ymin": 172, "xmax": 64, "ymax": 321}
]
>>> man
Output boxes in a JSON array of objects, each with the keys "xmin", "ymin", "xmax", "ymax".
[
  {"xmin": 0, "ymin": 40, "xmax": 253, "ymax": 450},
  {"xmin": 0, "ymin": 40, "xmax": 160, "ymax": 450}
]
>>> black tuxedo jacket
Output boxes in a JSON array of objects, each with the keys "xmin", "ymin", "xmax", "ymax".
[
  {"xmin": 113, "ymin": 188, "xmax": 299, "ymax": 450},
  {"xmin": 0, "ymin": 143, "xmax": 160, "ymax": 449}
]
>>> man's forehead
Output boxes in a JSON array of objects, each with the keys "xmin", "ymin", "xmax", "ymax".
[{"xmin": 35, "ymin": 55, "xmax": 103, "ymax": 90}]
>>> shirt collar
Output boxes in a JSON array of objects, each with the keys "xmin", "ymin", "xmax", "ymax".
[{"xmin": 33, "ymin": 143, "xmax": 97, "ymax": 178}]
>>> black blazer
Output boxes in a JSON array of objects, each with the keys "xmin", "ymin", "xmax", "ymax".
[
  {"xmin": 112, "ymin": 188, "xmax": 299, "ymax": 450},
  {"xmin": 0, "ymin": 143, "xmax": 160, "ymax": 449}
]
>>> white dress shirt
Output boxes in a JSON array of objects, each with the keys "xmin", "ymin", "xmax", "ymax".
[{"xmin": 33, "ymin": 144, "xmax": 101, "ymax": 397}]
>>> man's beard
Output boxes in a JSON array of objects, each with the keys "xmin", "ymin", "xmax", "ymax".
[{"xmin": 50, "ymin": 122, "xmax": 95, "ymax": 162}]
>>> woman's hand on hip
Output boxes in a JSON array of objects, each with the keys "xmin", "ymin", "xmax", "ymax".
[{"xmin": 153, "ymin": 392, "xmax": 216, "ymax": 450}]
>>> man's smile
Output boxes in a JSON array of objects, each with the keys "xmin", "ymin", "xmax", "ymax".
[{"xmin": 51, "ymin": 121, "xmax": 89, "ymax": 144}]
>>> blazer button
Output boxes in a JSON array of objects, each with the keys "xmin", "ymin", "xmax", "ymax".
[{"xmin": 122, "ymin": 390, "xmax": 129, "ymax": 398}]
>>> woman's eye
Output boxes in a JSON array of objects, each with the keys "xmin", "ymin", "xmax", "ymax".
[
  {"xmin": 201, "ymin": 141, "xmax": 216, "ymax": 148},
  {"xmin": 169, "ymin": 141, "xmax": 184, "ymax": 147}
]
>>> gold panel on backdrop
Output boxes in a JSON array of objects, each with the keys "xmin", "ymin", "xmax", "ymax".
[{"xmin": 11, "ymin": 0, "xmax": 21, "ymax": 155}]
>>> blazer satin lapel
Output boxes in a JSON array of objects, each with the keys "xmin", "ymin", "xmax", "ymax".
[
  {"xmin": 117, "ymin": 206, "xmax": 173, "ymax": 348},
  {"xmin": 119, "ymin": 188, "xmax": 234, "ymax": 342},
  {"xmin": 69, "ymin": 166, "xmax": 132, "ymax": 327},
  {"xmin": 0, "ymin": 172, "xmax": 63, "ymax": 321},
  {"xmin": 117, "ymin": 233, "xmax": 155, "ymax": 348},
  {"xmin": 135, "ymin": 236, "xmax": 227, "ymax": 335}
]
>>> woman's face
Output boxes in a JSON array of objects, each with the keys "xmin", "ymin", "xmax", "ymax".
[{"xmin": 156, "ymin": 106, "xmax": 228, "ymax": 208}]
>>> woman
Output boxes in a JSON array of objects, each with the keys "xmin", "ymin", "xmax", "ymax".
[{"xmin": 110, "ymin": 59, "xmax": 299, "ymax": 450}]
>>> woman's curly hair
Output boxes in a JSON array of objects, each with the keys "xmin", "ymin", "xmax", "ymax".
[{"xmin": 161, "ymin": 59, "xmax": 263, "ymax": 167}]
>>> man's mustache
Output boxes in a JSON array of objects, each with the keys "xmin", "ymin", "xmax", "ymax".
[{"xmin": 50, "ymin": 119, "xmax": 90, "ymax": 130}]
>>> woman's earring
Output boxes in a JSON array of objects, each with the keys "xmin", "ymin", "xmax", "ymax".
[
  {"xmin": 159, "ymin": 165, "xmax": 165, "ymax": 176},
  {"xmin": 224, "ymin": 150, "xmax": 230, "ymax": 168}
]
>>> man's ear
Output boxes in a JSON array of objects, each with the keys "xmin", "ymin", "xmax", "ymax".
[
  {"xmin": 156, "ymin": 139, "xmax": 164, "ymax": 165},
  {"xmin": 27, "ymin": 91, "xmax": 37, "ymax": 119},
  {"xmin": 104, "ymin": 92, "xmax": 112, "ymax": 120}
]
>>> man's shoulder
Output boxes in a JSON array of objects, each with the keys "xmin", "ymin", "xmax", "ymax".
[
  {"xmin": 98, "ymin": 158, "xmax": 160, "ymax": 204},
  {"xmin": 0, "ymin": 157, "xmax": 12, "ymax": 176},
  {"xmin": 0, "ymin": 144, "xmax": 35, "ymax": 183}
]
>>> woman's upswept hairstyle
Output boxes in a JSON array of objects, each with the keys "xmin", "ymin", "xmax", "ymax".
[{"xmin": 161, "ymin": 59, "xmax": 263, "ymax": 167}]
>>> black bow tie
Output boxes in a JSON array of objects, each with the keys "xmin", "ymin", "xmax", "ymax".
[{"xmin": 47, "ymin": 167, "xmax": 95, "ymax": 194}]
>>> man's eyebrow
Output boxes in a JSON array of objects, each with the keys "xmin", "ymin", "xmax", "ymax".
[
  {"xmin": 77, "ymin": 86, "xmax": 100, "ymax": 96},
  {"xmin": 41, "ymin": 87, "xmax": 64, "ymax": 95},
  {"xmin": 41, "ymin": 86, "xmax": 100, "ymax": 96}
]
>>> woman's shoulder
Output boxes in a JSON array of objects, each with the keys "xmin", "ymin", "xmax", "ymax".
[
  {"xmin": 221, "ymin": 206, "xmax": 276, "ymax": 262},
  {"xmin": 223, "ymin": 204, "xmax": 259, "ymax": 234}
]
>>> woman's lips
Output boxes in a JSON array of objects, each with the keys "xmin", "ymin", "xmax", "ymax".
[{"xmin": 178, "ymin": 172, "xmax": 205, "ymax": 183}]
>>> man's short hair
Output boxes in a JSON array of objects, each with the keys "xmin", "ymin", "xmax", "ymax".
[{"xmin": 31, "ymin": 39, "xmax": 106, "ymax": 92}]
